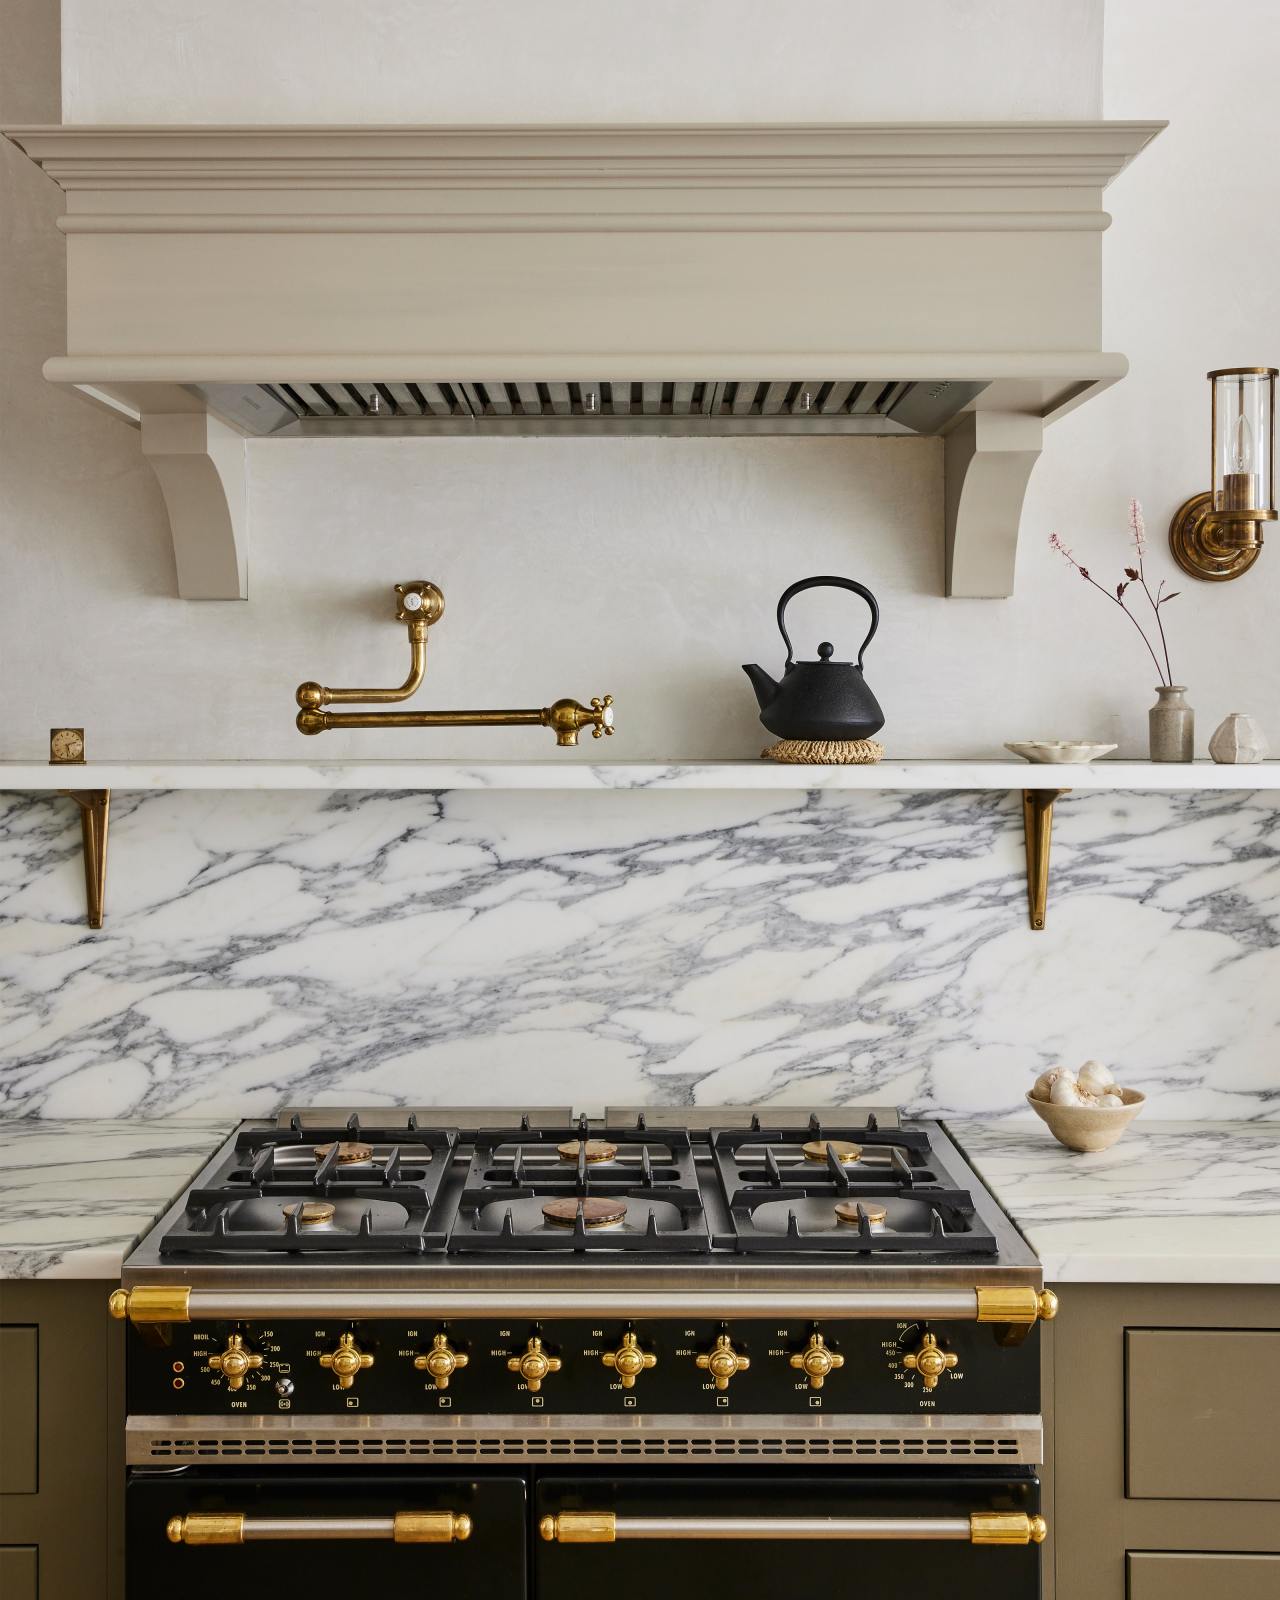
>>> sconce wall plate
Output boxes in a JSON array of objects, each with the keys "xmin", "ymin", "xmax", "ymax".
[{"xmin": 1169, "ymin": 491, "xmax": 1264, "ymax": 582}]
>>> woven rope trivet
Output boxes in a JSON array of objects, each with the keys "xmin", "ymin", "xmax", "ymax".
[{"xmin": 761, "ymin": 738, "xmax": 885, "ymax": 765}]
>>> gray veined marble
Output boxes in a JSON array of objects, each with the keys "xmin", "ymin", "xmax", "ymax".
[{"xmin": 0, "ymin": 787, "xmax": 1277, "ymax": 1122}]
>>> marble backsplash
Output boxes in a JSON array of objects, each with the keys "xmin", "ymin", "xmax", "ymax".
[{"xmin": 0, "ymin": 786, "xmax": 1277, "ymax": 1122}]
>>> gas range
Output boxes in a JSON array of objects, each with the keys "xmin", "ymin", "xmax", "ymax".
[{"xmin": 116, "ymin": 1108, "xmax": 1052, "ymax": 1598}]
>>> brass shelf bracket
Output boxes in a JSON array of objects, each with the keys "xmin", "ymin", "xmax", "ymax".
[
  {"xmin": 58, "ymin": 789, "xmax": 111, "ymax": 928},
  {"xmin": 1022, "ymin": 789, "xmax": 1068, "ymax": 931}
]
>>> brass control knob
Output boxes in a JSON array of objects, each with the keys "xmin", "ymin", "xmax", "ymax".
[
  {"xmin": 902, "ymin": 1330, "xmax": 959, "ymax": 1391},
  {"xmin": 696, "ymin": 1333, "xmax": 750, "ymax": 1391},
  {"xmin": 790, "ymin": 1332, "xmax": 844, "ymax": 1390},
  {"xmin": 414, "ymin": 1332, "xmax": 469, "ymax": 1390},
  {"xmin": 319, "ymin": 1332, "xmax": 374, "ymax": 1390},
  {"xmin": 207, "ymin": 1333, "xmax": 263, "ymax": 1392},
  {"xmin": 601, "ymin": 1331, "xmax": 657, "ymax": 1389},
  {"xmin": 508, "ymin": 1336, "xmax": 562, "ymax": 1394}
]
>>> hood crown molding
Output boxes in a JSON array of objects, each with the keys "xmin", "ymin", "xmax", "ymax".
[{"xmin": 5, "ymin": 121, "xmax": 1162, "ymax": 599}]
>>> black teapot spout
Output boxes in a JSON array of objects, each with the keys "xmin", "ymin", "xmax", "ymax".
[{"xmin": 741, "ymin": 662, "xmax": 780, "ymax": 711}]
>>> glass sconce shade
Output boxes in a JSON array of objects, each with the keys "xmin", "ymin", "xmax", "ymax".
[{"xmin": 1211, "ymin": 367, "xmax": 1277, "ymax": 525}]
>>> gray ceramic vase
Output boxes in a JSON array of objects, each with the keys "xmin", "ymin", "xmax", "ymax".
[
  {"xmin": 1149, "ymin": 685, "xmax": 1194, "ymax": 763},
  {"xmin": 1208, "ymin": 712, "xmax": 1268, "ymax": 764}
]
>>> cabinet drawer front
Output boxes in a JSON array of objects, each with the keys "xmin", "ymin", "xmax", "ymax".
[
  {"xmin": 1127, "ymin": 1329, "xmax": 1280, "ymax": 1500},
  {"xmin": 1129, "ymin": 1551, "xmax": 1280, "ymax": 1600},
  {"xmin": 0, "ymin": 1328, "xmax": 38, "ymax": 1495},
  {"xmin": 0, "ymin": 1547, "xmax": 37, "ymax": 1600}
]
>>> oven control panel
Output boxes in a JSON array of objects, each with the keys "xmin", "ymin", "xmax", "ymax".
[{"xmin": 128, "ymin": 1317, "xmax": 1040, "ymax": 1416}]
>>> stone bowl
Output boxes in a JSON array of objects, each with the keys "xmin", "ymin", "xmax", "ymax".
[
  {"xmin": 1025, "ymin": 1088, "xmax": 1145, "ymax": 1153},
  {"xmin": 1005, "ymin": 741, "xmax": 1118, "ymax": 764}
]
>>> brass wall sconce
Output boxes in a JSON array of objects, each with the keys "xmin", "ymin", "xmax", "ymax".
[
  {"xmin": 296, "ymin": 581, "xmax": 615, "ymax": 745},
  {"xmin": 1170, "ymin": 366, "xmax": 1277, "ymax": 581}
]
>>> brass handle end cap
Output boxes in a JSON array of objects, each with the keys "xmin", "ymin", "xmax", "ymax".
[
  {"xmin": 108, "ymin": 1289, "xmax": 129, "ymax": 1320},
  {"xmin": 1030, "ymin": 1515, "xmax": 1048, "ymax": 1544},
  {"xmin": 1037, "ymin": 1289, "xmax": 1059, "ymax": 1321},
  {"xmin": 165, "ymin": 1516, "xmax": 185, "ymax": 1545},
  {"xmin": 538, "ymin": 1514, "xmax": 557, "ymax": 1543}
]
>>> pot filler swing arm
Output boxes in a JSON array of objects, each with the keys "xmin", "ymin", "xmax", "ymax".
[{"xmin": 295, "ymin": 581, "xmax": 614, "ymax": 745}]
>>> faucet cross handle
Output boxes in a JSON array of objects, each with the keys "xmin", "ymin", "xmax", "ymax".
[
  {"xmin": 590, "ymin": 695, "xmax": 615, "ymax": 738},
  {"xmin": 545, "ymin": 696, "xmax": 616, "ymax": 746}
]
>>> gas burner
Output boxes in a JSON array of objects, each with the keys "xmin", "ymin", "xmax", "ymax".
[
  {"xmin": 542, "ymin": 1196, "xmax": 630, "ymax": 1229},
  {"xmin": 803, "ymin": 1138, "xmax": 862, "ymax": 1165},
  {"xmin": 312, "ymin": 1141, "xmax": 374, "ymax": 1166},
  {"xmin": 835, "ymin": 1199, "xmax": 888, "ymax": 1228},
  {"xmin": 285, "ymin": 1200, "xmax": 338, "ymax": 1227},
  {"xmin": 556, "ymin": 1138, "xmax": 618, "ymax": 1164}
]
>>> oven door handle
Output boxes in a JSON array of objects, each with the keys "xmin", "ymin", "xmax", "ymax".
[
  {"xmin": 540, "ymin": 1511, "xmax": 1047, "ymax": 1546},
  {"xmin": 166, "ymin": 1511, "xmax": 472, "ymax": 1545}
]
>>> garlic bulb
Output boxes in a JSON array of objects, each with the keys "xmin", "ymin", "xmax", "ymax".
[
  {"xmin": 1032, "ymin": 1066, "xmax": 1067, "ymax": 1101},
  {"xmin": 1049, "ymin": 1073, "xmax": 1090, "ymax": 1107},
  {"xmin": 1096, "ymin": 1091, "xmax": 1124, "ymax": 1108},
  {"xmin": 1077, "ymin": 1060, "xmax": 1115, "ymax": 1096}
]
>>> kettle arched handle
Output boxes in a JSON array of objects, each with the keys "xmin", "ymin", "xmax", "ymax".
[{"xmin": 777, "ymin": 576, "xmax": 880, "ymax": 671}]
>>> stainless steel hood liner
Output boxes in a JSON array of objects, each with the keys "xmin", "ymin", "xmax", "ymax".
[{"xmin": 3, "ymin": 121, "xmax": 1163, "ymax": 599}]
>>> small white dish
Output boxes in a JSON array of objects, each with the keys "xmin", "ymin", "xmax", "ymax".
[{"xmin": 1004, "ymin": 741, "xmax": 1118, "ymax": 765}]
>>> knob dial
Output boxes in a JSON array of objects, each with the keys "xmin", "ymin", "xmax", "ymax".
[
  {"xmin": 414, "ymin": 1333, "xmax": 469, "ymax": 1390},
  {"xmin": 508, "ymin": 1336, "xmax": 562, "ymax": 1394},
  {"xmin": 602, "ymin": 1331, "xmax": 657, "ymax": 1389},
  {"xmin": 319, "ymin": 1332, "xmax": 374, "ymax": 1390},
  {"xmin": 902, "ymin": 1330, "xmax": 958, "ymax": 1391},
  {"xmin": 790, "ymin": 1332, "xmax": 844, "ymax": 1390},
  {"xmin": 696, "ymin": 1333, "xmax": 750, "ymax": 1391},
  {"xmin": 207, "ymin": 1333, "xmax": 263, "ymax": 1392}
]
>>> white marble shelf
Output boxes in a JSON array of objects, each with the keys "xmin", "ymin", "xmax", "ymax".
[{"xmin": 4, "ymin": 759, "xmax": 1280, "ymax": 792}]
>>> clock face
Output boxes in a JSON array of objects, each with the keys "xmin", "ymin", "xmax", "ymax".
[{"xmin": 50, "ymin": 728, "xmax": 85, "ymax": 763}]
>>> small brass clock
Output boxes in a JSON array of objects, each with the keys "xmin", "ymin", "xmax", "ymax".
[{"xmin": 49, "ymin": 727, "xmax": 85, "ymax": 764}]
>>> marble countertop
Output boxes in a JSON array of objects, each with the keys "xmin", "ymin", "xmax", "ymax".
[
  {"xmin": 0, "ymin": 1118, "xmax": 228, "ymax": 1279},
  {"xmin": 947, "ymin": 1119, "xmax": 1280, "ymax": 1283}
]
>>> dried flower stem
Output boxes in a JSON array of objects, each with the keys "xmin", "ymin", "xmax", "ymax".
[{"xmin": 1049, "ymin": 506, "xmax": 1179, "ymax": 687}]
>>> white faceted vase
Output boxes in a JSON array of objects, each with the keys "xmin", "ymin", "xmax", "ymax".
[{"xmin": 1208, "ymin": 713, "xmax": 1269, "ymax": 764}]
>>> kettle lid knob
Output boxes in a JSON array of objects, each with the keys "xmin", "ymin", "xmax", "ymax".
[{"xmin": 818, "ymin": 641, "xmax": 834, "ymax": 661}]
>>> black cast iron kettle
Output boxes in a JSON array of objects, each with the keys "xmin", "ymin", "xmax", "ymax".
[{"xmin": 743, "ymin": 575, "xmax": 885, "ymax": 742}]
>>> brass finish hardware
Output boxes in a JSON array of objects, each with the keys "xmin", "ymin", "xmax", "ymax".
[
  {"xmin": 319, "ymin": 1331, "xmax": 374, "ymax": 1389},
  {"xmin": 969, "ymin": 1512, "xmax": 1048, "ymax": 1546},
  {"xmin": 540, "ymin": 1512, "xmax": 617, "ymax": 1544},
  {"xmin": 1169, "ymin": 491, "xmax": 1263, "ymax": 582},
  {"xmin": 902, "ymin": 1330, "xmax": 958, "ymax": 1390},
  {"xmin": 1022, "ymin": 788, "xmax": 1067, "ymax": 931},
  {"xmin": 789, "ymin": 1332, "xmax": 844, "ymax": 1389},
  {"xmin": 413, "ymin": 1332, "xmax": 469, "ymax": 1389},
  {"xmin": 508, "ymin": 1335, "xmax": 562, "ymax": 1393},
  {"xmin": 601, "ymin": 1331, "xmax": 657, "ymax": 1389},
  {"xmin": 58, "ymin": 789, "xmax": 110, "ymax": 928},
  {"xmin": 167, "ymin": 1512, "xmax": 244, "ymax": 1545},
  {"xmin": 696, "ymin": 1332, "xmax": 750, "ymax": 1390},
  {"xmin": 540, "ymin": 1510, "xmax": 1049, "ymax": 1544},
  {"xmin": 165, "ymin": 1510, "xmax": 471, "ymax": 1545},
  {"xmin": 285, "ymin": 1200, "xmax": 337, "ymax": 1227},
  {"xmin": 49, "ymin": 727, "xmax": 85, "ymax": 763},
  {"xmin": 107, "ymin": 1285, "xmax": 191, "ymax": 1324},
  {"xmin": 557, "ymin": 1138, "xmax": 618, "ymax": 1163},
  {"xmin": 207, "ymin": 1333, "xmax": 263, "ymax": 1391},
  {"xmin": 975, "ymin": 1287, "xmax": 1058, "ymax": 1326},
  {"xmin": 295, "ymin": 580, "xmax": 615, "ymax": 746},
  {"xmin": 393, "ymin": 1511, "xmax": 472, "ymax": 1543},
  {"xmin": 1170, "ymin": 367, "xmax": 1277, "ymax": 582}
]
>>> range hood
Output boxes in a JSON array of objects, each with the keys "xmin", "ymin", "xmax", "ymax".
[{"xmin": 5, "ymin": 121, "xmax": 1162, "ymax": 600}]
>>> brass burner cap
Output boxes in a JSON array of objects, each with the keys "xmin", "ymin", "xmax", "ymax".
[
  {"xmin": 802, "ymin": 1139, "xmax": 862, "ymax": 1165},
  {"xmin": 556, "ymin": 1139, "xmax": 619, "ymax": 1164},
  {"xmin": 835, "ymin": 1200, "xmax": 888, "ymax": 1227},
  {"xmin": 542, "ymin": 1196, "xmax": 630, "ymax": 1229},
  {"xmin": 314, "ymin": 1141, "xmax": 374, "ymax": 1165},
  {"xmin": 286, "ymin": 1201, "xmax": 336, "ymax": 1227}
]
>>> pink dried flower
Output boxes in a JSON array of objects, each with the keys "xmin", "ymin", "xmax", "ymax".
[{"xmin": 1129, "ymin": 498, "xmax": 1147, "ymax": 557}]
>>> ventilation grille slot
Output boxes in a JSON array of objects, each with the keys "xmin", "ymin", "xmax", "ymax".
[{"xmin": 140, "ymin": 1431, "xmax": 1026, "ymax": 1463}]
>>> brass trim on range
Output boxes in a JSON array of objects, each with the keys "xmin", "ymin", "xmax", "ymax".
[
  {"xmin": 108, "ymin": 1285, "xmax": 191, "ymax": 1324},
  {"xmin": 166, "ymin": 1510, "xmax": 471, "ymax": 1545},
  {"xmin": 974, "ymin": 1287, "xmax": 1058, "ymax": 1326},
  {"xmin": 294, "ymin": 579, "xmax": 614, "ymax": 746},
  {"xmin": 540, "ymin": 1511, "xmax": 1048, "ymax": 1545}
]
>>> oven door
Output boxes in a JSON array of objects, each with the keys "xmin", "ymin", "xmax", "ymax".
[
  {"xmin": 126, "ymin": 1469, "xmax": 526, "ymax": 1595},
  {"xmin": 536, "ymin": 1469, "xmax": 1042, "ymax": 1600}
]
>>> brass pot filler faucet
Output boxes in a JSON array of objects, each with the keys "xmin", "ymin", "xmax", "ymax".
[{"xmin": 295, "ymin": 581, "xmax": 614, "ymax": 746}]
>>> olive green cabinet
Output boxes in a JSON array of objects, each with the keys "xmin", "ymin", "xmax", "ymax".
[
  {"xmin": 0, "ymin": 1281, "xmax": 122, "ymax": 1598},
  {"xmin": 1046, "ymin": 1285, "xmax": 1280, "ymax": 1599}
]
